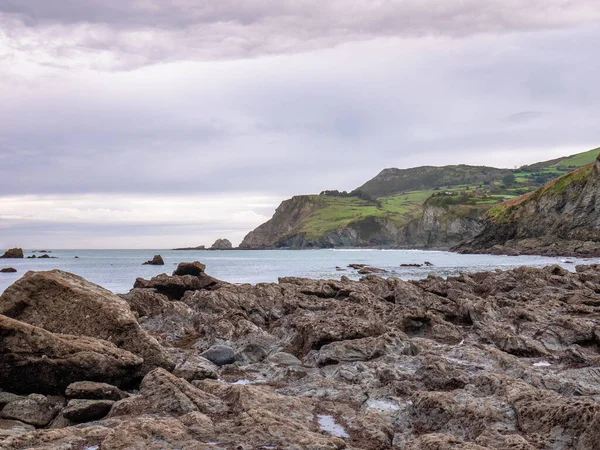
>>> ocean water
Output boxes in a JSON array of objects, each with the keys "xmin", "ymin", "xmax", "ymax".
[{"xmin": 0, "ymin": 248, "xmax": 597, "ymax": 295}]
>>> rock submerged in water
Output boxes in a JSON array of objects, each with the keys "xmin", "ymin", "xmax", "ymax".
[
  {"xmin": 142, "ymin": 254, "xmax": 164, "ymax": 265},
  {"xmin": 0, "ymin": 268, "xmax": 16, "ymax": 273},
  {"xmin": 0, "ymin": 248, "xmax": 23, "ymax": 259},
  {"xmin": 210, "ymin": 238, "xmax": 233, "ymax": 250}
]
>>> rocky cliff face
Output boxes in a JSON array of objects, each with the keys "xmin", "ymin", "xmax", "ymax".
[
  {"xmin": 241, "ymin": 199, "xmax": 484, "ymax": 249},
  {"xmin": 240, "ymin": 196, "xmax": 319, "ymax": 249},
  {"xmin": 456, "ymin": 156, "xmax": 600, "ymax": 256},
  {"xmin": 399, "ymin": 204, "xmax": 485, "ymax": 249}
]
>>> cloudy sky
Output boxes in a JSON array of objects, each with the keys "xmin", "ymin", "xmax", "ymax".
[{"xmin": 1, "ymin": 1, "xmax": 599, "ymax": 248}]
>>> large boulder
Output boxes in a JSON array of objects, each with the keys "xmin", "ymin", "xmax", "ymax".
[
  {"xmin": 133, "ymin": 273, "xmax": 220, "ymax": 300},
  {"xmin": 0, "ymin": 315, "xmax": 142, "ymax": 394},
  {"xmin": 210, "ymin": 238, "xmax": 233, "ymax": 250},
  {"xmin": 0, "ymin": 270, "xmax": 174, "ymax": 374},
  {"xmin": 0, "ymin": 248, "xmax": 23, "ymax": 259}
]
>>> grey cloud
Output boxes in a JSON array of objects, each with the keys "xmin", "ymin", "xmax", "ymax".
[{"xmin": 1, "ymin": 1, "xmax": 600, "ymax": 70}]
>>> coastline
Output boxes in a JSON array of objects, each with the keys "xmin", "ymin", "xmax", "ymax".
[{"xmin": 2, "ymin": 261, "xmax": 600, "ymax": 448}]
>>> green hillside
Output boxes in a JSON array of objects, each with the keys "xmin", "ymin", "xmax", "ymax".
[{"xmin": 293, "ymin": 147, "xmax": 600, "ymax": 240}]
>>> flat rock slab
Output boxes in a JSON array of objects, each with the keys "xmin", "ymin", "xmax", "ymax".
[
  {"xmin": 62, "ymin": 399, "xmax": 114, "ymax": 423},
  {"xmin": 66, "ymin": 381, "xmax": 128, "ymax": 401}
]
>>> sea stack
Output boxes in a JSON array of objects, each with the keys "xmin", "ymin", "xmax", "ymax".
[
  {"xmin": 210, "ymin": 239, "xmax": 233, "ymax": 250},
  {"xmin": 1, "ymin": 248, "xmax": 24, "ymax": 259}
]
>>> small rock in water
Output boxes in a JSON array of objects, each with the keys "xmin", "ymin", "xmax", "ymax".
[
  {"xmin": 0, "ymin": 268, "xmax": 16, "ymax": 273},
  {"xmin": 0, "ymin": 248, "xmax": 24, "ymax": 258},
  {"xmin": 173, "ymin": 261, "xmax": 206, "ymax": 276},
  {"xmin": 317, "ymin": 414, "xmax": 349, "ymax": 438},
  {"xmin": 143, "ymin": 254, "xmax": 165, "ymax": 265}
]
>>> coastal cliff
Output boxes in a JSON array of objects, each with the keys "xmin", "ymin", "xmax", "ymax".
[
  {"xmin": 455, "ymin": 154, "xmax": 600, "ymax": 256},
  {"xmin": 240, "ymin": 147, "xmax": 599, "ymax": 250}
]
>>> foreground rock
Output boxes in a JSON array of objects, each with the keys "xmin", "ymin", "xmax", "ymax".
[
  {"xmin": 0, "ymin": 270, "xmax": 174, "ymax": 375},
  {"xmin": 4, "ymin": 264, "xmax": 600, "ymax": 448},
  {"xmin": 142, "ymin": 254, "xmax": 164, "ymax": 265},
  {"xmin": 0, "ymin": 248, "xmax": 23, "ymax": 259},
  {"xmin": 0, "ymin": 315, "xmax": 142, "ymax": 394}
]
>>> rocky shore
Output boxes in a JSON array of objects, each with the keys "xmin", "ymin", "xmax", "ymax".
[{"xmin": 1, "ymin": 262, "xmax": 600, "ymax": 448}]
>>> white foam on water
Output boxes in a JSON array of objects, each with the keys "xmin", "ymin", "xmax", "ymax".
[
  {"xmin": 84, "ymin": 446, "xmax": 99, "ymax": 450},
  {"xmin": 231, "ymin": 379, "xmax": 253, "ymax": 385},
  {"xmin": 317, "ymin": 414, "xmax": 350, "ymax": 438},
  {"xmin": 365, "ymin": 399, "xmax": 400, "ymax": 411},
  {"xmin": 533, "ymin": 361, "xmax": 552, "ymax": 367}
]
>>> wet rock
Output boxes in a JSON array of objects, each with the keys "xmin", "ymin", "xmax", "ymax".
[
  {"xmin": 0, "ymin": 314, "xmax": 142, "ymax": 395},
  {"xmin": 0, "ymin": 248, "xmax": 23, "ymax": 259},
  {"xmin": 358, "ymin": 266, "xmax": 388, "ymax": 274},
  {"xmin": 0, "ymin": 394, "xmax": 63, "ymax": 427},
  {"xmin": 172, "ymin": 261, "xmax": 206, "ymax": 276},
  {"xmin": 200, "ymin": 344, "xmax": 235, "ymax": 366},
  {"xmin": 65, "ymin": 382, "xmax": 128, "ymax": 401},
  {"xmin": 0, "ymin": 270, "xmax": 174, "ymax": 375},
  {"xmin": 142, "ymin": 254, "xmax": 164, "ymax": 265},
  {"xmin": 0, "ymin": 268, "xmax": 16, "ymax": 273},
  {"xmin": 62, "ymin": 399, "xmax": 114, "ymax": 423}
]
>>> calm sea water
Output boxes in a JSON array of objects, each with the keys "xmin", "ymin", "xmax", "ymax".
[{"xmin": 0, "ymin": 249, "xmax": 597, "ymax": 295}]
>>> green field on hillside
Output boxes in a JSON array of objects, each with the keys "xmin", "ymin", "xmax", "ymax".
[{"xmin": 293, "ymin": 147, "xmax": 600, "ymax": 239}]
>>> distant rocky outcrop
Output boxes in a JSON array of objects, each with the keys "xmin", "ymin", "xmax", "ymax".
[
  {"xmin": 173, "ymin": 245, "xmax": 206, "ymax": 250},
  {"xmin": 210, "ymin": 238, "xmax": 232, "ymax": 250},
  {"xmin": 1, "ymin": 248, "xmax": 23, "ymax": 259},
  {"xmin": 142, "ymin": 255, "xmax": 164, "ymax": 265},
  {"xmin": 456, "ymin": 155, "xmax": 600, "ymax": 256}
]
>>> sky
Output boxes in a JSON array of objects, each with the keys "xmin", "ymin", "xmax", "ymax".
[{"xmin": 1, "ymin": 0, "xmax": 599, "ymax": 249}]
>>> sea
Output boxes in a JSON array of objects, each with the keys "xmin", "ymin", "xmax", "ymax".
[{"xmin": 1, "ymin": 248, "xmax": 598, "ymax": 295}]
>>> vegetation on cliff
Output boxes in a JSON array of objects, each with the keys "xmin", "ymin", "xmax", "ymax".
[{"xmin": 241, "ymin": 147, "xmax": 600, "ymax": 249}]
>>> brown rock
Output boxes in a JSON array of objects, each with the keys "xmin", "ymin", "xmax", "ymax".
[
  {"xmin": 0, "ymin": 394, "xmax": 63, "ymax": 428},
  {"xmin": 0, "ymin": 268, "xmax": 16, "ymax": 273},
  {"xmin": 62, "ymin": 399, "xmax": 114, "ymax": 423},
  {"xmin": 0, "ymin": 248, "xmax": 23, "ymax": 259},
  {"xmin": 0, "ymin": 314, "xmax": 142, "ymax": 394},
  {"xmin": 0, "ymin": 270, "xmax": 174, "ymax": 375},
  {"xmin": 65, "ymin": 381, "xmax": 128, "ymax": 401},
  {"xmin": 172, "ymin": 261, "xmax": 206, "ymax": 276},
  {"xmin": 142, "ymin": 254, "xmax": 164, "ymax": 265}
]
